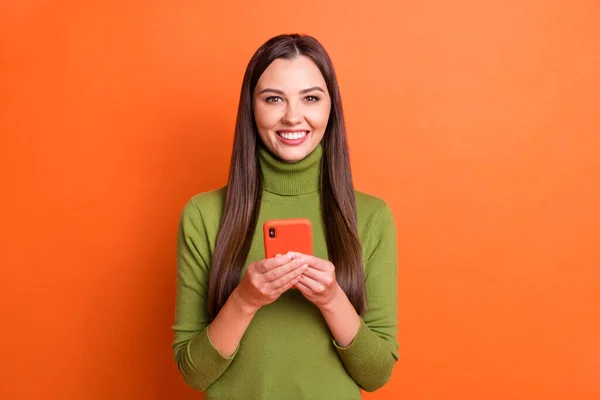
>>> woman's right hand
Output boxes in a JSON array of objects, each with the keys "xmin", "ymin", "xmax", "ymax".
[{"xmin": 234, "ymin": 253, "xmax": 308, "ymax": 313}]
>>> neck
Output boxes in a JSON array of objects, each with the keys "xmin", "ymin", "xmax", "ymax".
[{"xmin": 258, "ymin": 145, "xmax": 323, "ymax": 196}]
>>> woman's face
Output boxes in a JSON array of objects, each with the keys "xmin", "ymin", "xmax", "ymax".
[{"xmin": 253, "ymin": 55, "xmax": 331, "ymax": 163}]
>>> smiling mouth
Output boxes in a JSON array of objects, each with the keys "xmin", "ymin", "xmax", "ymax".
[{"xmin": 276, "ymin": 131, "xmax": 309, "ymax": 140}]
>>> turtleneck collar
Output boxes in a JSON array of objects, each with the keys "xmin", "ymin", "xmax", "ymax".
[{"xmin": 258, "ymin": 144, "xmax": 322, "ymax": 196}]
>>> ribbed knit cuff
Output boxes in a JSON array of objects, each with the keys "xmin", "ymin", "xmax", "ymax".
[
  {"xmin": 332, "ymin": 318, "xmax": 381, "ymax": 367},
  {"xmin": 187, "ymin": 328, "xmax": 238, "ymax": 387}
]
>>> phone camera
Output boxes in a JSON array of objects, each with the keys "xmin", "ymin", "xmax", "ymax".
[{"xmin": 268, "ymin": 227, "xmax": 276, "ymax": 238}]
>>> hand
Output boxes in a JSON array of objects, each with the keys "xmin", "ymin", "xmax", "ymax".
[
  {"xmin": 234, "ymin": 253, "xmax": 307, "ymax": 313},
  {"xmin": 290, "ymin": 253, "xmax": 340, "ymax": 309}
]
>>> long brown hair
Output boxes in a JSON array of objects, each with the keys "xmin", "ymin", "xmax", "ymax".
[{"xmin": 207, "ymin": 34, "xmax": 366, "ymax": 319}]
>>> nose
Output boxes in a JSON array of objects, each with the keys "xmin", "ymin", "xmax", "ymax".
[{"xmin": 282, "ymin": 103, "xmax": 302, "ymax": 125}]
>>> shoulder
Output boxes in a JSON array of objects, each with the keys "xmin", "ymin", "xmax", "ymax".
[
  {"xmin": 180, "ymin": 186, "xmax": 227, "ymax": 226},
  {"xmin": 355, "ymin": 190, "xmax": 394, "ymax": 224},
  {"xmin": 355, "ymin": 190, "xmax": 397, "ymax": 259},
  {"xmin": 188, "ymin": 187, "xmax": 227, "ymax": 212}
]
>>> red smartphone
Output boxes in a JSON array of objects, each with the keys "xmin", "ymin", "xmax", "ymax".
[{"xmin": 263, "ymin": 218, "xmax": 313, "ymax": 259}]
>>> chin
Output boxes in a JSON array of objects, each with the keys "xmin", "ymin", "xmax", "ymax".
[
  {"xmin": 265, "ymin": 141, "xmax": 297, "ymax": 161},
  {"xmin": 275, "ymin": 148, "xmax": 308, "ymax": 163}
]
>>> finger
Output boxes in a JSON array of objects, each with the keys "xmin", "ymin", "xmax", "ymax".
[
  {"xmin": 273, "ymin": 264, "xmax": 308, "ymax": 292},
  {"xmin": 262, "ymin": 258, "xmax": 302, "ymax": 283},
  {"xmin": 297, "ymin": 274, "xmax": 324, "ymax": 293},
  {"xmin": 301, "ymin": 266, "xmax": 328, "ymax": 282},
  {"xmin": 294, "ymin": 280, "xmax": 313, "ymax": 294},
  {"xmin": 289, "ymin": 253, "xmax": 332, "ymax": 272},
  {"xmin": 278, "ymin": 274, "xmax": 303, "ymax": 294},
  {"xmin": 256, "ymin": 253, "xmax": 293, "ymax": 272}
]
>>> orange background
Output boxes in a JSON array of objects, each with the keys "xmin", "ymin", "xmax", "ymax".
[{"xmin": 1, "ymin": 1, "xmax": 599, "ymax": 399}]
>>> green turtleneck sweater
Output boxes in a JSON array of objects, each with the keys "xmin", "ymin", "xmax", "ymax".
[{"xmin": 172, "ymin": 145, "xmax": 399, "ymax": 399}]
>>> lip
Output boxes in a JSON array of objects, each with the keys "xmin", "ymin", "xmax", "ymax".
[
  {"xmin": 276, "ymin": 129, "xmax": 310, "ymax": 133},
  {"xmin": 275, "ymin": 130, "xmax": 310, "ymax": 146}
]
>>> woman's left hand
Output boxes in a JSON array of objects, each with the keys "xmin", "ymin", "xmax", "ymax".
[{"xmin": 290, "ymin": 252, "xmax": 340, "ymax": 308}]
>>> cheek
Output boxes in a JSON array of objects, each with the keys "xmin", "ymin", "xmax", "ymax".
[
  {"xmin": 253, "ymin": 104, "xmax": 267, "ymax": 130},
  {"xmin": 254, "ymin": 103, "xmax": 282, "ymax": 130},
  {"xmin": 306, "ymin": 106, "xmax": 331, "ymax": 131}
]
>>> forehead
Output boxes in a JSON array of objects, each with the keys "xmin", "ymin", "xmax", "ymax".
[{"xmin": 255, "ymin": 55, "xmax": 328, "ymax": 93}]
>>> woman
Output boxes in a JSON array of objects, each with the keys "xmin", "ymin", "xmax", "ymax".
[{"xmin": 173, "ymin": 34, "xmax": 399, "ymax": 399}]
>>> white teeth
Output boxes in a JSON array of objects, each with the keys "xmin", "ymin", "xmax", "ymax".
[{"xmin": 279, "ymin": 131, "xmax": 307, "ymax": 140}]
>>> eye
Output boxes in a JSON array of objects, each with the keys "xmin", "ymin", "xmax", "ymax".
[
  {"xmin": 304, "ymin": 95, "xmax": 320, "ymax": 102},
  {"xmin": 265, "ymin": 96, "xmax": 284, "ymax": 103}
]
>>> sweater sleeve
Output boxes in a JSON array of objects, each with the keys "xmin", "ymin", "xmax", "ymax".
[
  {"xmin": 172, "ymin": 199, "xmax": 237, "ymax": 391},
  {"xmin": 333, "ymin": 203, "xmax": 400, "ymax": 391}
]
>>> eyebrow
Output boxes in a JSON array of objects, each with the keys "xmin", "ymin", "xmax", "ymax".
[{"xmin": 257, "ymin": 86, "xmax": 326, "ymax": 95}]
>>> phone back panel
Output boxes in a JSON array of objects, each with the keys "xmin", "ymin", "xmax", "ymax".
[{"xmin": 263, "ymin": 218, "xmax": 313, "ymax": 258}]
